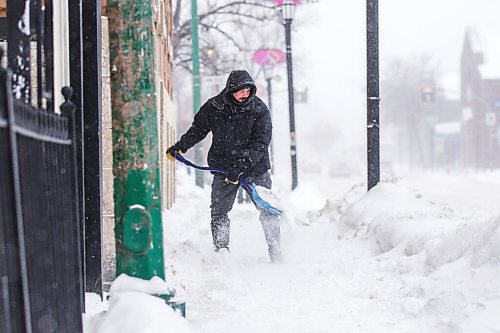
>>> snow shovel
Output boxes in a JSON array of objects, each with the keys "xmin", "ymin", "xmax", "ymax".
[{"xmin": 170, "ymin": 152, "xmax": 283, "ymax": 216}]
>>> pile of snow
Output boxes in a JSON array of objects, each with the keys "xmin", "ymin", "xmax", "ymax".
[
  {"xmin": 337, "ymin": 181, "xmax": 500, "ymax": 267},
  {"xmin": 330, "ymin": 181, "xmax": 500, "ymax": 331},
  {"xmin": 85, "ymin": 275, "xmax": 190, "ymax": 333}
]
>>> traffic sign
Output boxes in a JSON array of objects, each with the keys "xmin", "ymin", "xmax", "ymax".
[
  {"xmin": 420, "ymin": 87, "xmax": 435, "ymax": 104},
  {"xmin": 485, "ymin": 112, "xmax": 496, "ymax": 126},
  {"xmin": 252, "ymin": 49, "xmax": 286, "ymax": 66}
]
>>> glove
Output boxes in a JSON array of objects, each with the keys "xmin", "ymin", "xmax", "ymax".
[
  {"xmin": 225, "ymin": 169, "xmax": 243, "ymax": 185},
  {"xmin": 166, "ymin": 145, "xmax": 184, "ymax": 161},
  {"xmin": 224, "ymin": 157, "xmax": 248, "ymax": 185}
]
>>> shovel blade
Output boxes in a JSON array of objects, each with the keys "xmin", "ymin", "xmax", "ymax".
[{"xmin": 249, "ymin": 186, "xmax": 283, "ymax": 216}]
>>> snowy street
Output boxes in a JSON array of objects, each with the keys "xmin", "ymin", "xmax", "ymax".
[
  {"xmin": 126, "ymin": 167, "xmax": 500, "ymax": 333},
  {"xmin": 85, "ymin": 167, "xmax": 500, "ymax": 332},
  {"xmin": 168, "ymin": 218, "xmax": 439, "ymax": 332}
]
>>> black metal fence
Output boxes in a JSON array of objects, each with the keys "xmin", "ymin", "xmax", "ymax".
[
  {"xmin": 4, "ymin": 0, "xmax": 54, "ymax": 110},
  {"xmin": 0, "ymin": 64, "xmax": 83, "ymax": 332}
]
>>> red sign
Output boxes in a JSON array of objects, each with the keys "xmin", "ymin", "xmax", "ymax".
[{"xmin": 252, "ymin": 49, "xmax": 286, "ymax": 66}]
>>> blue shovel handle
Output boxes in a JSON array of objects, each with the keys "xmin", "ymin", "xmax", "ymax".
[{"xmin": 171, "ymin": 152, "xmax": 283, "ymax": 216}]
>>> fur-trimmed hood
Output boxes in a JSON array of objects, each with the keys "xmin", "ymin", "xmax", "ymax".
[{"xmin": 211, "ymin": 70, "xmax": 257, "ymax": 110}]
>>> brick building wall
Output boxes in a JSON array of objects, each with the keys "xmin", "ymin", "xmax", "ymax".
[{"xmin": 152, "ymin": 0, "xmax": 177, "ymax": 210}]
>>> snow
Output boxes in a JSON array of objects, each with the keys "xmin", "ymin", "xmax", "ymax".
[
  {"xmin": 84, "ymin": 275, "xmax": 189, "ymax": 333},
  {"xmin": 472, "ymin": 170, "xmax": 500, "ymax": 185},
  {"xmin": 85, "ymin": 167, "xmax": 500, "ymax": 332}
]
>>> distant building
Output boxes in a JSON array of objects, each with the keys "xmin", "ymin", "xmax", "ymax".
[
  {"xmin": 433, "ymin": 121, "xmax": 461, "ymax": 168},
  {"xmin": 421, "ymin": 95, "xmax": 461, "ymax": 169},
  {"xmin": 460, "ymin": 27, "xmax": 500, "ymax": 169}
]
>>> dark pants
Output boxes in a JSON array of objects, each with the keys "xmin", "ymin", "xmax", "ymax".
[{"xmin": 210, "ymin": 172, "xmax": 281, "ymax": 260}]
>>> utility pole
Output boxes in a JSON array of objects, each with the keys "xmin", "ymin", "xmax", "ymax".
[
  {"xmin": 367, "ymin": 0, "xmax": 380, "ymax": 191},
  {"xmin": 276, "ymin": 0, "xmax": 299, "ymax": 190},
  {"xmin": 284, "ymin": 19, "xmax": 298, "ymax": 190},
  {"xmin": 108, "ymin": 0, "xmax": 165, "ymax": 280},
  {"xmin": 191, "ymin": 0, "xmax": 204, "ymax": 187}
]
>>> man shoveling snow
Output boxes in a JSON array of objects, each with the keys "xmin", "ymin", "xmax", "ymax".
[{"xmin": 166, "ymin": 70, "xmax": 282, "ymax": 263}]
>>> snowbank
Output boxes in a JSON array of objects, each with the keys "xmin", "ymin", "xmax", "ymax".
[
  {"xmin": 329, "ymin": 181, "xmax": 500, "ymax": 330},
  {"xmin": 85, "ymin": 275, "xmax": 190, "ymax": 333},
  {"xmin": 337, "ymin": 182, "xmax": 500, "ymax": 269}
]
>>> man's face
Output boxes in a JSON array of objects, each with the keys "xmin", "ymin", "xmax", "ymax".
[{"xmin": 232, "ymin": 87, "xmax": 251, "ymax": 102}]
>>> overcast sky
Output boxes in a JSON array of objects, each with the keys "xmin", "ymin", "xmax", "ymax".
[{"xmin": 268, "ymin": 0, "xmax": 500, "ymax": 173}]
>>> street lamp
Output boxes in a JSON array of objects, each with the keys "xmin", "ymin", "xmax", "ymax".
[
  {"xmin": 275, "ymin": 0, "xmax": 300, "ymax": 190},
  {"xmin": 277, "ymin": 0, "xmax": 297, "ymax": 23},
  {"xmin": 252, "ymin": 48, "xmax": 286, "ymax": 174}
]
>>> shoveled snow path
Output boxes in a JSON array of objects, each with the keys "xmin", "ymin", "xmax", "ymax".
[{"xmin": 164, "ymin": 180, "xmax": 439, "ymax": 332}]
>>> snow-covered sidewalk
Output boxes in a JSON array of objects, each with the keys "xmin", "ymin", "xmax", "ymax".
[{"xmin": 86, "ymin": 168, "xmax": 500, "ymax": 332}]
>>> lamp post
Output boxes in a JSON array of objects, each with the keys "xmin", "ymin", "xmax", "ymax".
[
  {"xmin": 263, "ymin": 64, "xmax": 275, "ymax": 171},
  {"xmin": 252, "ymin": 48, "xmax": 285, "ymax": 174},
  {"xmin": 276, "ymin": 0, "xmax": 300, "ymax": 190},
  {"xmin": 366, "ymin": 0, "xmax": 380, "ymax": 191}
]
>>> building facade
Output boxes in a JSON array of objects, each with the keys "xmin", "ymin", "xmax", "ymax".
[
  {"xmin": 0, "ymin": 0, "xmax": 178, "ymax": 306},
  {"xmin": 460, "ymin": 27, "xmax": 500, "ymax": 169}
]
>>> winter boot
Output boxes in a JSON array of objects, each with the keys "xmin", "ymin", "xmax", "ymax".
[
  {"xmin": 214, "ymin": 246, "xmax": 230, "ymax": 253},
  {"xmin": 211, "ymin": 215, "xmax": 230, "ymax": 250},
  {"xmin": 261, "ymin": 216, "xmax": 282, "ymax": 263}
]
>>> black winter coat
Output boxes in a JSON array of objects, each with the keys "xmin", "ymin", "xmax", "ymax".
[{"xmin": 174, "ymin": 70, "xmax": 272, "ymax": 177}]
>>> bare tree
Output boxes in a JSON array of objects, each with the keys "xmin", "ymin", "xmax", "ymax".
[
  {"xmin": 172, "ymin": 0, "xmax": 320, "ymax": 139},
  {"xmin": 382, "ymin": 55, "xmax": 440, "ymax": 124},
  {"xmin": 173, "ymin": 0, "xmax": 279, "ymax": 75},
  {"xmin": 172, "ymin": 0, "xmax": 283, "ymax": 137},
  {"xmin": 381, "ymin": 55, "xmax": 441, "ymax": 169}
]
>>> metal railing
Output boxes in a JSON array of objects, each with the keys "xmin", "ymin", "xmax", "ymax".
[{"xmin": 0, "ymin": 63, "xmax": 83, "ymax": 333}]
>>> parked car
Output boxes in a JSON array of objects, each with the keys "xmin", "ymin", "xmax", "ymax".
[{"xmin": 302, "ymin": 160, "xmax": 323, "ymax": 174}]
